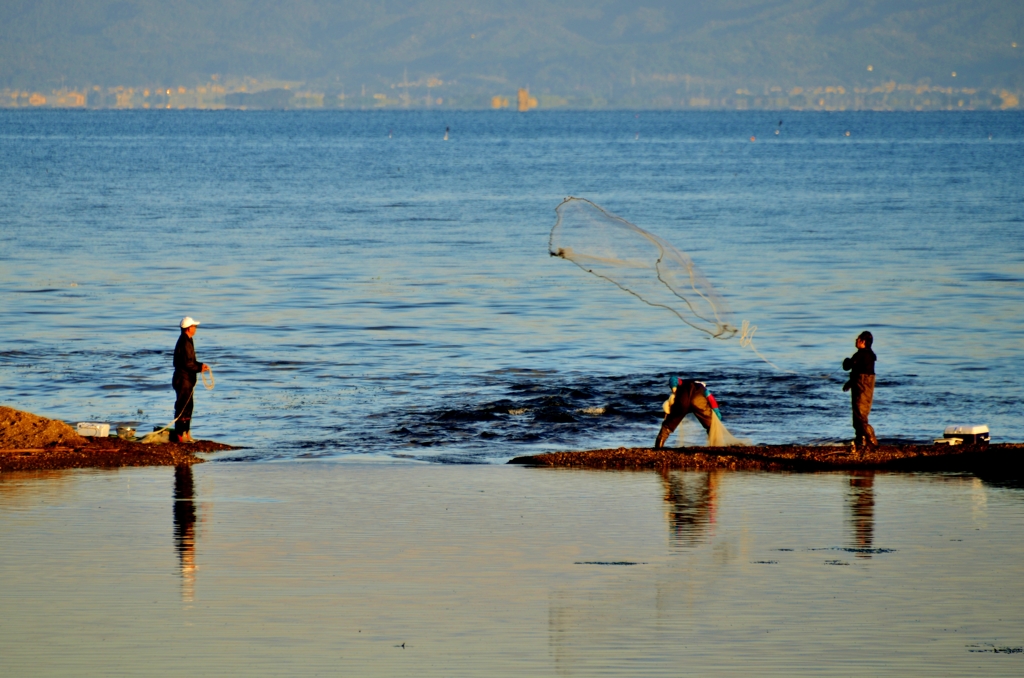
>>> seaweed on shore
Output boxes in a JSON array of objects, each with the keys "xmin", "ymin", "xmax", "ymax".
[
  {"xmin": 509, "ymin": 443, "xmax": 1024, "ymax": 474},
  {"xmin": 1, "ymin": 436, "xmax": 237, "ymax": 472}
]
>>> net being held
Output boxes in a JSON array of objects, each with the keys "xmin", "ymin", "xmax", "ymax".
[
  {"xmin": 707, "ymin": 413, "xmax": 750, "ymax": 447},
  {"xmin": 662, "ymin": 377, "xmax": 750, "ymax": 447},
  {"xmin": 549, "ymin": 197, "xmax": 737, "ymax": 340}
]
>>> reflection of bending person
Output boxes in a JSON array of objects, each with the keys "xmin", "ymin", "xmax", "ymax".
[
  {"xmin": 655, "ymin": 377, "xmax": 717, "ymax": 449},
  {"xmin": 661, "ymin": 469, "xmax": 721, "ymax": 547}
]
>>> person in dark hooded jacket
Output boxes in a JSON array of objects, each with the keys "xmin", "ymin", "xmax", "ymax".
[
  {"xmin": 842, "ymin": 330, "xmax": 878, "ymax": 448},
  {"xmin": 172, "ymin": 316, "xmax": 209, "ymax": 443}
]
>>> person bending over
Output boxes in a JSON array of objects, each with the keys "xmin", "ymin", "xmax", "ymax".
[
  {"xmin": 172, "ymin": 316, "xmax": 209, "ymax": 443},
  {"xmin": 842, "ymin": 330, "xmax": 878, "ymax": 449},
  {"xmin": 655, "ymin": 377, "xmax": 720, "ymax": 449}
]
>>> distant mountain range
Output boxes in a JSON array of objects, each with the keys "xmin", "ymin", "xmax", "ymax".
[{"xmin": 2, "ymin": 0, "xmax": 1021, "ymax": 109}]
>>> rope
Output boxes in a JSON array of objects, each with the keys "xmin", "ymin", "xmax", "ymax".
[
  {"xmin": 201, "ymin": 366, "xmax": 215, "ymax": 390},
  {"xmin": 141, "ymin": 366, "xmax": 214, "ymax": 442}
]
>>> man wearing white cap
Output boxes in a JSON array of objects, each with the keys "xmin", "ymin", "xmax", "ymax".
[{"xmin": 172, "ymin": 317, "xmax": 209, "ymax": 443}]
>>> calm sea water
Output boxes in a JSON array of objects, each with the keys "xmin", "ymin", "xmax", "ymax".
[
  {"xmin": 1, "ymin": 110, "xmax": 1022, "ymax": 460},
  {"xmin": 3, "ymin": 463, "xmax": 1024, "ymax": 676}
]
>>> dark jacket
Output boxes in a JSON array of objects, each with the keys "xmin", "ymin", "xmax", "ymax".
[
  {"xmin": 172, "ymin": 332, "xmax": 203, "ymax": 391},
  {"xmin": 843, "ymin": 348, "xmax": 876, "ymax": 377}
]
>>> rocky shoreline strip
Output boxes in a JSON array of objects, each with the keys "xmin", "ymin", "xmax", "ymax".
[
  {"xmin": 509, "ymin": 443, "xmax": 1024, "ymax": 474},
  {"xmin": 1, "ymin": 406, "xmax": 237, "ymax": 473}
]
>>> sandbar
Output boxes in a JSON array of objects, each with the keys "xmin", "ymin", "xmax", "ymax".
[{"xmin": 509, "ymin": 443, "xmax": 1024, "ymax": 473}]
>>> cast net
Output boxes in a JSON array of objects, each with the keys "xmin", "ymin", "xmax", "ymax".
[
  {"xmin": 707, "ymin": 415, "xmax": 750, "ymax": 447},
  {"xmin": 550, "ymin": 197, "xmax": 783, "ymax": 369},
  {"xmin": 549, "ymin": 197, "xmax": 737, "ymax": 340}
]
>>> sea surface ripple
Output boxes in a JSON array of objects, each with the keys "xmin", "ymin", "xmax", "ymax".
[{"xmin": 1, "ymin": 110, "xmax": 1022, "ymax": 461}]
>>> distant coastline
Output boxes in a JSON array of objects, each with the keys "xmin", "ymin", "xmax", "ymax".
[{"xmin": 3, "ymin": 81, "xmax": 1020, "ymax": 112}]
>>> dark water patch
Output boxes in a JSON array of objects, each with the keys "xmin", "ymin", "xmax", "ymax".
[
  {"xmin": 427, "ymin": 453, "xmax": 492, "ymax": 465},
  {"xmin": 210, "ymin": 454, "xmax": 263, "ymax": 463},
  {"xmin": 976, "ymin": 474, "xmax": 1024, "ymax": 490},
  {"xmin": 436, "ymin": 409, "xmax": 500, "ymax": 422},
  {"xmin": 811, "ymin": 547, "xmax": 896, "ymax": 554},
  {"xmin": 752, "ymin": 560, "xmax": 779, "ymax": 564},
  {"xmin": 276, "ymin": 367, "xmax": 876, "ymax": 458},
  {"xmin": 533, "ymin": 408, "xmax": 578, "ymax": 424},
  {"xmin": 574, "ymin": 561, "xmax": 643, "ymax": 566},
  {"xmin": 824, "ymin": 559, "xmax": 850, "ymax": 565},
  {"xmin": 967, "ymin": 644, "xmax": 1024, "ymax": 654}
]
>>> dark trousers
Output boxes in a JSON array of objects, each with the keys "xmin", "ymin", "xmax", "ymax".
[
  {"xmin": 656, "ymin": 382, "xmax": 715, "ymax": 448},
  {"xmin": 174, "ymin": 385, "xmax": 194, "ymax": 439},
  {"xmin": 851, "ymin": 374, "xmax": 877, "ymax": 446}
]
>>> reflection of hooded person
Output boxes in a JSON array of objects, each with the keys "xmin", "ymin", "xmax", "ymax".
[
  {"xmin": 843, "ymin": 331, "xmax": 878, "ymax": 448},
  {"xmin": 655, "ymin": 377, "xmax": 719, "ymax": 449}
]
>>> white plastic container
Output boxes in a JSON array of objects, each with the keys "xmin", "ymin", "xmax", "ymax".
[
  {"xmin": 934, "ymin": 424, "xmax": 989, "ymax": 446},
  {"xmin": 77, "ymin": 422, "xmax": 110, "ymax": 437}
]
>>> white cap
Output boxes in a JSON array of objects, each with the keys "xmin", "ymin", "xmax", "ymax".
[{"xmin": 180, "ymin": 316, "xmax": 201, "ymax": 329}]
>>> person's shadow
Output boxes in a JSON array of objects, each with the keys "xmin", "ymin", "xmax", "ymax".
[{"xmin": 173, "ymin": 464, "xmax": 198, "ymax": 601}]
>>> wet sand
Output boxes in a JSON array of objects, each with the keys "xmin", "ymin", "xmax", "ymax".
[{"xmin": 510, "ymin": 443, "xmax": 1024, "ymax": 473}]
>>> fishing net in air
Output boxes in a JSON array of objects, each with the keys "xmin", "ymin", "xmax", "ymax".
[
  {"xmin": 550, "ymin": 197, "xmax": 782, "ymax": 369},
  {"xmin": 549, "ymin": 197, "xmax": 737, "ymax": 340}
]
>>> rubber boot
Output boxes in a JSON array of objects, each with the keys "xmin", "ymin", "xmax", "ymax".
[{"xmin": 654, "ymin": 426, "xmax": 670, "ymax": 450}]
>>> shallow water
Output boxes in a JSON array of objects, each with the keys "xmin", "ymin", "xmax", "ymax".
[
  {"xmin": 1, "ymin": 110, "xmax": 1022, "ymax": 460},
  {"xmin": 2, "ymin": 463, "xmax": 1023, "ymax": 675}
]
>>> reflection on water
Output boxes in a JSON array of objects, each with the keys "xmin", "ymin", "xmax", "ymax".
[
  {"xmin": 661, "ymin": 470, "xmax": 720, "ymax": 547},
  {"xmin": 847, "ymin": 471, "xmax": 875, "ymax": 558},
  {"xmin": 173, "ymin": 465, "xmax": 197, "ymax": 602},
  {"xmin": 4, "ymin": 464, "xmax": 1024, "ymax": 675}
]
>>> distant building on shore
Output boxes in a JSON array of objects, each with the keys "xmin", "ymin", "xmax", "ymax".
[{"xmin": 2, "ymin": 79, "xmax": 1020, "ymax": 111}]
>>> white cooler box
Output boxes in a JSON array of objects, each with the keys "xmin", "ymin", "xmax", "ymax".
[
  {"xmin": 934, "ymin": 424, "xmax": 989, "ymax": 446},
  {"xmin": 76, "ymin": 422, "xmax": 110, "ymax": 437}
]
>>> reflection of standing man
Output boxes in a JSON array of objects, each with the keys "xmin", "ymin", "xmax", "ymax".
[
  {"xmin": 173, "ymin": 464, "xmax": 198, "ymax": 601},
  {"xmin": 842, "ymin": 331, "xmax": 878, "ymax": 449},
  {"xmin": 172, "ymin": 317, "xmax": 209, "ymax": 443}
]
